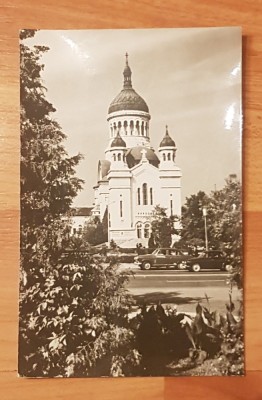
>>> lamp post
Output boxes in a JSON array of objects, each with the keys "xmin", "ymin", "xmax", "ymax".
[
  {"xmin": 107, "ymin": 206, "xmax": 110, "ymax": 245},
  {"xmin": 202, "ymin": 206, "xmax": 209, "ymax": 252},
  {"xmin": 107, "ymin": 200, "xmax": 116, "ymax": 246}
]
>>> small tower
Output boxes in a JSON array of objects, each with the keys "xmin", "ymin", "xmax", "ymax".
[
  {"xmin": 107, "ymin": 131, "xmax": 132, "ymax": 243},
  {"xmin": 158, "ymin": 125, "xmax": 177, "ymax": 166},
  {"xmin": 158, "ymin": 126, "xmax": 182, "ymax": 220}
]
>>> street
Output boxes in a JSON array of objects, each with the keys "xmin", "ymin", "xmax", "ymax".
[{"xmin": 119, "ymin": 264, "xmax": 241, "ymax": 314}]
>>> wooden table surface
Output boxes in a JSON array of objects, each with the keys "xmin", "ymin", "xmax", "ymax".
[{"xmin": 0, "ymin": 1, "xmax": 261, "ymax": 399}]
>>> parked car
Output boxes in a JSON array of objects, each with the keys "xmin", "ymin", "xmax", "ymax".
[
  {"xmin": 106, "ymin": 251, "xmax": 136, "ymax": 263},
  {"xmin": 134, "ymin": 248, "xmax": 190, "ymax": 270},
  {"xmin": 186, "ymin": 250, "xmax": 233, "ymax": 272}
]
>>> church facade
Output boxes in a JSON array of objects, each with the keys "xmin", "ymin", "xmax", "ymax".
[{"xmin": 92, "ymin": 55, "xmax": 182, "ymax": 247}]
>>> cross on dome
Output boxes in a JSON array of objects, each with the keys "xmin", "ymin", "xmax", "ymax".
[
  {"xmin": 123, "ymin": 53, "xmax": 132, "ymax": 88},
  {"xmin": 140, "ymin": 148, "xmax": 148, "ymax": 163}
]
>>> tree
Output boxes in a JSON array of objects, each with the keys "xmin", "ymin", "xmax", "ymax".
[
  {"xmin": 149, "ymin": 206, "xmax": 178, "ymax": 248},
  {"xmin": 180, "ymin": 180, "xmax": 242, "ymax": 252},
  {"xmin": 210, "ymin": 178, "xmax": 242, "ymax": 285},
  {"xmin": 148, "ymin": 234, "xmax": 156, "ymax": 249},
  {"xmin": 19, "ymin": 30, "xmax": 137, "ymax": 377},
  {"xmin": 83, "ymin": 211, "xmax": 108, "ymax": 246},
  {"xmin": 20, "ymin": 28, "xmax": 84, "ymax": 287},
  {"xmin": 179, "ymin": 178, "xmax": 242, "ymax": 285},
  {"xmin": 179, "ymin": 191, "xmax": 210, "ymax": 249},
  {"xmin": 210, "ymin": 178, "xmax": 242, "ymax": 256}
]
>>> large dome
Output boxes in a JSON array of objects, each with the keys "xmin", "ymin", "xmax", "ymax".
[{"xmin": 108, "ymin": 88, "xmax": 149, "ymax": 114}]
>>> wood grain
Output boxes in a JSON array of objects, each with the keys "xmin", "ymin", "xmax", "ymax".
[{"xmin": 0, "ymin": 1, "xmax": 261, "ymax": 399}]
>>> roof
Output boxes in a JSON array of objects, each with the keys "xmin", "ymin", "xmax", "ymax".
[
  {"xmin": 126, "ymin": 146, "xmax": 159, "ymax": 168},
  {"xmin": 111, "ymin": 132, "xmax": 126, "ymax": 147},
  {"xmin": 159, "ymin": 126, "xmax": 176, "ymax": 147},
  {"xmin": 98, "ymin": 160, "xmax": 111, "ymax": 179},
  {"xmin": 108, "ymin": 88, "xmax": 149, "ymax": 114}
]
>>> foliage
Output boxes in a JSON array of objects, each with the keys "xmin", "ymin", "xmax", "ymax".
[
  {"xmin": 134, "ymin": 298, "xmax": 244, "ymax": 376},
  {"xmin": 19, "ymin": 252, "xmax": 139, "ymax": 377},
  {"xmin": 20, "ymin": 27, "xmax": 83, "ymax": 286},
  {"xmin": 219, "ymin": 295, "xmax": 244, "ymax": 375},
  {"xmin": 110, "ymin": 239, "xmax": 117, "ymax": 249},
  {"xmin": 149, "ymin": 206, "xmax": 179, "ymax": 248},
  {"xmin": 148, "ymin": 234, "xmax": 157, "ymax": 249},
  {"xmin": 210, "ymin": 178, "xmax": 242, "ymax": 285},
  {"xmin": 179, "ymin": 179, "xmax": 242, "ymax": 286},
  {"xmin": 135, "ymin": 304, "xmax": 192, "ymax": 375},
  {"xmin": 179, "ymin": 191, "xmax": 209, "ymax": 249},
  {"xmin": 82, "ymin": 214, "xmax": 108, "ymax": 246},
  {"xmin": 19, "ymin": 30, "xmax": 136, "ymax": 378},
  {"xmin": 20, "ymin": 32, "xmax": 83, "ymax": 229}
]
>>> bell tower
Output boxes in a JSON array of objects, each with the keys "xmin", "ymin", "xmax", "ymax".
[{"xmin": 158, "ymin": 126, "xmax": 182, "ymax": 219}]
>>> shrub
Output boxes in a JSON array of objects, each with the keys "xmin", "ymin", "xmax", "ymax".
[{"xmin": 19, "ymin": 251, "xmax": 140, "ymax": 377}]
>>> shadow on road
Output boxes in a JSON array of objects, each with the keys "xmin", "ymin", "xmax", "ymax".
[{"xmin": 133, "ymin": 291, "xmax": 204, "ymax": 306}]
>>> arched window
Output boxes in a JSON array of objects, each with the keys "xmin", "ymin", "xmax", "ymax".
[
  {"xmin": 144, "ymin": 223, "xmax": 150, "ymax": 238},
  {"xmin": 163, "ymin": 153, "xmax": 166, "ymax": 161},
  {"xmin": 130, "ymin": 120, "xmax": 134, "ymax": 135},
  {"xmin": 141, "ymin": 121, "xmax": 144, "ymax": 136},
  {"xmin": 142, "ymin": 183, "xmax": 148, "ymax": 205},
  {"xmin": 145, "ymin": 122, "xmax": 148, "ymax": 136},
  {"xmin": 113, "ymin": 154, "xmax": 116, "ymax": 161},
  {"xmin": 170, "ymin": 199, "xmax": 173, "ymax": 216},
  {"xmin": 137, "ymin": 188, "xmax": 141, "ymax": 205},
  {"xmin": 136, "ymin": 121, "xmax": 140, "ymax": 135},
  {"xmin": 173, "ymin": 152, "xmax": 175, "ymax": 161},
  {"xmin": 117, "ymin": 153, "xmax": 121, "ymax": 161},
  {"xmin": 113, "ymin": 122, "xmax": 117, "ymax": 135},
  {"xmin": 124, "ymin": 120, "xmax": 128, "ymax": 134},
  {"xmin": 150, "ymin": 188, "xmax": 153, "ymax": 205},
  {"xmin": 118, "ymin": 121, "xmax": 121, "ymax": 133},
  {"xmin": 137, "ymin": 223, "xmax": 142, "ymax": 239},
  {"xmin": 167, "ymin": 153, "xmax": 171, "ymax": 161}
]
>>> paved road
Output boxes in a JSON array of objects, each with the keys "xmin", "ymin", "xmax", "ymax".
[
  {"xmin": 128, "ymin": 269, "xmax": 230, "ymax": 288},
  {"xmin": 119, "ymin": 264, "xmax": 241, "ymax": 314}
]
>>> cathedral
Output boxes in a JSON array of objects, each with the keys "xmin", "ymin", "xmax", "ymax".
[{"xmin": 92, "ymin": 55, "xmax": 182, "ymax": 247}]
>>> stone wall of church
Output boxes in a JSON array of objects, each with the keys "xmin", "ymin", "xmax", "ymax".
[{"xmin": 103, "ymin": 160, "xmax": 182, "ymax": 246}]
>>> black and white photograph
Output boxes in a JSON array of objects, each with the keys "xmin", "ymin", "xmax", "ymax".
[{"xmin": 19, "ymin": 27, "xmax": 243, "ymax": 378}]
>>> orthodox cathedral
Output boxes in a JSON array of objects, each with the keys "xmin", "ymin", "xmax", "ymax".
[{"xmin": 92, "ymin": 54, "xmax": 182, "ymax": 247}]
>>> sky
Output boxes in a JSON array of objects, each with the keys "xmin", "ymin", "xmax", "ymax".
[{"xmin": 26, "ymin": 27, "xmax": 242, "ymax": 207}]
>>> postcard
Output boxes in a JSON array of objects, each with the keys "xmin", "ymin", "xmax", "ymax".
[{"xmin": 19, "ymin": 27, "xmax": 243, "ymax": 377}]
